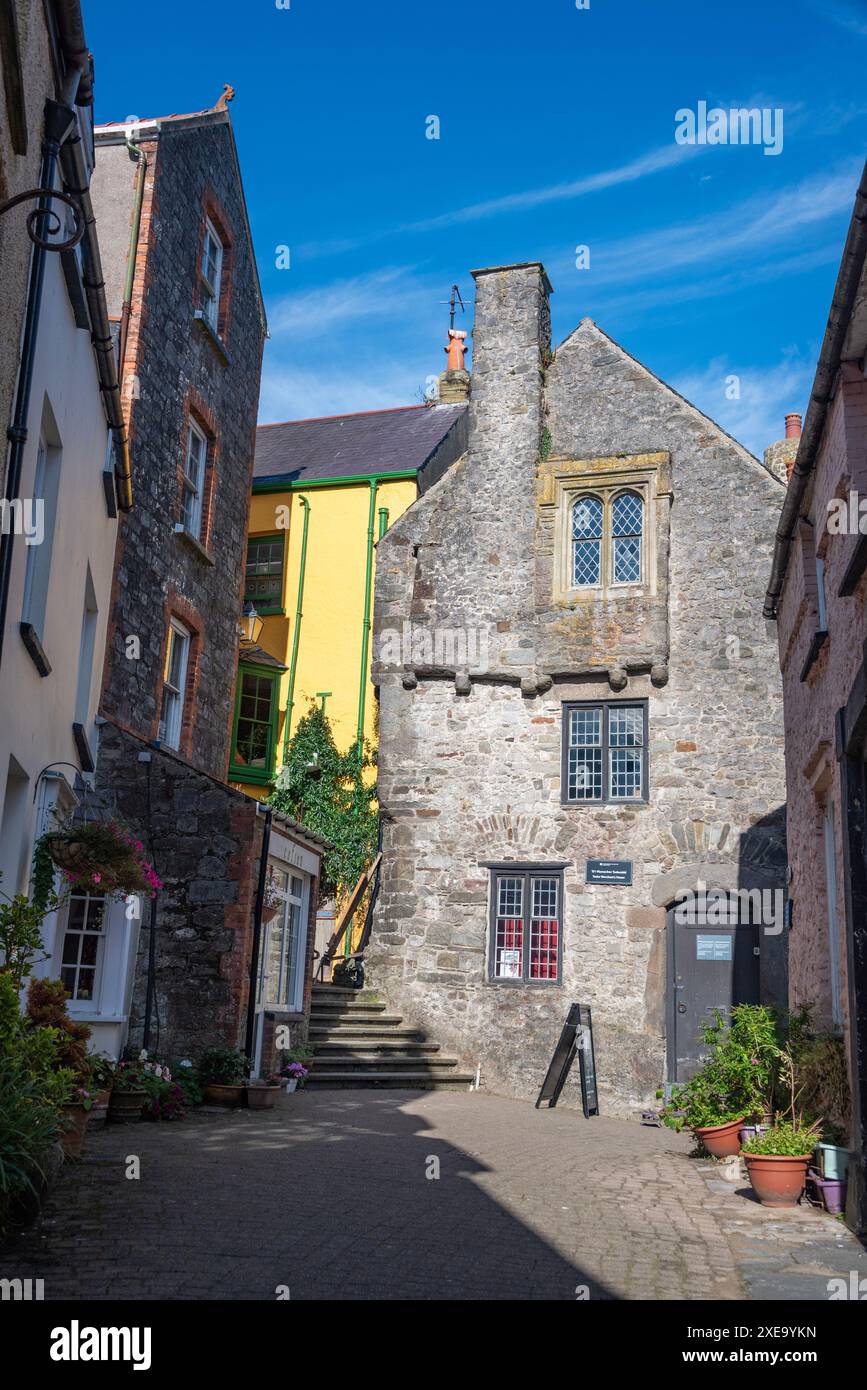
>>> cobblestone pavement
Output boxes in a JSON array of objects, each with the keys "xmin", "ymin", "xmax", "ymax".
[{"xmin": 1, "ymin": 1091, "xmax": 865, "ymax": 1301}]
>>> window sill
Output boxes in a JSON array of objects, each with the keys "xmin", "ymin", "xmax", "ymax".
[
  {"xmin": 174, "ymin": 524, "xmax": 215, "ymax": 566},
  {"xmin": 72, "ymin": 722, "xmax": 95, "ymax": 774},
  {"xmin": 20, "ymin": 621, "xmax": 51, "ymax": 677},
  {"xmin": 229, "ymin": 765, "xmax": 276, "ymax": 787},
  {"xmin": 486, "ymin": 978, "xmax": 563, "ymax": 989},
  {"xmin": 561, "ymin": 797, "xmax": 649, "ymax": 808},
  {"xmin": 192, "ymin": 309, "xmax": 230, "ymax": 365},
  {"xmin": 799, "ymin": 629, "xmax": 829, "ymax": 682}
]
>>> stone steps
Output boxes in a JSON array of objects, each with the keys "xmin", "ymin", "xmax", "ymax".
[{"xmin": 307, "ymin": 984, "xmax": 472, "ymax": 1092}]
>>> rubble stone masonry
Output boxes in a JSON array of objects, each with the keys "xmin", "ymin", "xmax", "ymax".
[{"xmin": 369, "ymin": 263, "xmax": 788, "ymax": 1112}]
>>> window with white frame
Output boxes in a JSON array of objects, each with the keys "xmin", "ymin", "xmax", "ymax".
[
  {"xmin": 562, "ymin": 701, "xmax": 648, "ymax": 804},
  {"xmin": 158, "ymin": 619, "xmax": 190, "ymax": 750},
  {"xmin": 571, "ymin": 489, "xmax": 645, "ymax": 590},
  {"xmin": 200, "ymin": 217, "xmax": 224, "ymax": 328},
  {"xmin": 59, "ymin": 893, "xmax": 106, "ymax": 1002},
  {"xmin": 181, "ymin": 420, "xmax": 207, "ymax": 538}
]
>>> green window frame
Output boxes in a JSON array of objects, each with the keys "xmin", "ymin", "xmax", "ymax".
[
  {"xmin": 229, "ymin": 664, "xmax": 280, "ymax": 785},
  {"xmin": 244, "ymin": 533, "xmax": 285, "ymax": 614}
]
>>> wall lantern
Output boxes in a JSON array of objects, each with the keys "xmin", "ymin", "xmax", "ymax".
[{"xmin": 239, "ymin": 602, "xmax": 264, "ymax": 647}]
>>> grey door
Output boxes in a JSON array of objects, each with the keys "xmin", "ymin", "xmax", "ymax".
[{"xmin": 668, "ymin": 895, "xmax": 761, "ymax": 1081}]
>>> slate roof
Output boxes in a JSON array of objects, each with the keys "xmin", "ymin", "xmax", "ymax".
[{"xmin": 253, "ymin": 403, "xmax": 467, "ymax": 486}]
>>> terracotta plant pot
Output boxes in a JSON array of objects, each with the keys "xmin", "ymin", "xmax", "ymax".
[
  {"xmin": 108, "ymin": 1088, "xmax": 147, "ymax": 1122},
  {"xmin": 261, "ymin": 903, "xmax": 279, "ymax": 925},
  {"xmin": 744, "ymin": 1152, "xmax": 812, "ymax": 1207},
  {"xmin": 89, "ymin": 1086, "xmax": 112, "ymax": 1126},
  {"xmin": 245, "ymin": 1084, "xmax": 279, "ymax": 1111},
  {"xmin": 693, "ymin": 1117, "xmax": 746, "ymax": 1159},
  {"xmin": 203, "ymin": 1083, "xmax": 246, "ymax": 1107},
  {"xmin": 59, "ymin": 1103, "xmax": 90, "ymax": 1159}
]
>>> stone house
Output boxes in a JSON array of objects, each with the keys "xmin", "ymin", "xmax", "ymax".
[
  {"xmin": 764, "ymin": 164, "xmax": 867, "ymax": 1235},
  {"xmin": 369, "ymin": 261, "xmax": 788, "ymax": 1114},
  {"xmin": 29, "ymin": 92, "xmax": 328, "ymax": 1072}
]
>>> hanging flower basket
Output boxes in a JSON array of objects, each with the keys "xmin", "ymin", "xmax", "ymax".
[{"xmin": 43, "ymin": 822, "xmax": 162, "ymax": 900}]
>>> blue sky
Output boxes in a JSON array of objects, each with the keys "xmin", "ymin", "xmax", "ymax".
[{"xmin": 83, "ymin": 0, "xmax": 866, "ymax": 457}]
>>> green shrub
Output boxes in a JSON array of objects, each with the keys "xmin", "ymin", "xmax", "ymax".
[
  {"xmin": 659, "ymin": 1004, "xmax": 781, "ymax": 1132},
  {"xmin": 742, "ymin": 1120, "xmax": 821, "ymax": 1157},
  {"xmin": 197, "ymin": 1047, "xmax": 247, "ymax": 1086}
]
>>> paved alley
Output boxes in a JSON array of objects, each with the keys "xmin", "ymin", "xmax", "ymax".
[{"xmin": 2, "ymin": 1091, "xmax": 865, "ymax": 1301}]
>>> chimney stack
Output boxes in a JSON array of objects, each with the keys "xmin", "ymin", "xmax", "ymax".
[
  {"xmin": 764, "ymin": 413, "xmax": 802, "ymax": 484},
  {"xmin": 437, "ymin": 328, "xmax": 470, "ymax": 404}
]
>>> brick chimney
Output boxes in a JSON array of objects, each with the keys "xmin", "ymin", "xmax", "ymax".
[
  {"xmin": 764, "ymin": 413, "xmax": 801, "ymax": 484},
  {"xmin": 438, "ymin": 328, "xmax": 470, "ymax": 403}
]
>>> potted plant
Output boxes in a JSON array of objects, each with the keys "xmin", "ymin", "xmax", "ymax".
[
  {"xmin": 245, "ymin": 1075, "xmax": 282, "ymax": 1110},
  {"xmin": 40, "ymin": 821, "xmax": 162, "ymax": 900},
  {"xmin": 742, "ymin": 1047, "xmax": 822, "ymax": 1206},
  {"xmin": 107, "ymin": 1061, "xmax": 149, "ymax": 1122},
  {"xmin": 658, "ymin": 1005, "xmax": 780, "ymax": 1157},
  {"xmin": 280, "ymin": 1061, "xmax": 310, "ymax": 1093},
  {"xmin": 59, "ymin": 1085, "xmax": 96, "ymax": 1159},
  {"xmin": 86, "ymin": 1054, "xmax": 115, "ymax": 1125},
  {"xmin": 742, "ymin": 1120, "xmax": 822, "ymax": 1206},
  {"xmin": 198, "ymin": 1047, "xmax": 248, "ymax": 1106}
]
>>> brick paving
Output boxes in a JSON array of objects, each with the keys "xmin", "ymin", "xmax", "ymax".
[{"xmin": 1, "ymin": 1091, "xmax": 865, "ymax": 1301}]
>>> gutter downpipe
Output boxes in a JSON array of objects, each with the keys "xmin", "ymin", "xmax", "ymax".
[
  {"xmin": 282, "ymin": 495, "xmax": 310, "ymax": 761},
  {"xmin": 356, "ymin": 478, "xmax": 378, "ymax": 748},
  {"xmin": 244, "ymin": 805, "xmax": 272, "ymax": 1071},
  {"xmin": 763, "ymin": 163, "xmax": 867, "ymax": 620},
  {"xmin": 58, "ymin": 112, "xmax": 133, "ymax": 513},
  {"xmin": 0, "ymin": 86, "xmax": 80, "ymax": 672}
]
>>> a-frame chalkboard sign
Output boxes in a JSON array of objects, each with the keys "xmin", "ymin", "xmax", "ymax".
[{"xmin": 535, "ymin": 1003, "xmax": 599, "ymax": 1117}]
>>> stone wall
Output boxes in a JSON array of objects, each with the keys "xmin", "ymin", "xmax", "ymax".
[
  {"xmin": 368, "ymin": 262, "xmax": 788, "ymax": 1113},
  {"xmin": 96, "ymin": 117, "xmax": 265, "ymax": 781},
  {"xmin": 92, "ymin": 721, "xmax": 263, "ymax": 1060},
  {"xmin": 777, "ymin": 370, "xmax": 867, "ymax": 1030}
]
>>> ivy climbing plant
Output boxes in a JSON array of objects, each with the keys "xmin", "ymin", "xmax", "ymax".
[{"xmin": 268, "ymin": 703, "xmax": 378, "ymax": 898}]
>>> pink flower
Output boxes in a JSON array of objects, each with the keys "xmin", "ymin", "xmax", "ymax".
[{"xmin": 92, "ymin": 873, "xmax": 102, "ymax": 884}]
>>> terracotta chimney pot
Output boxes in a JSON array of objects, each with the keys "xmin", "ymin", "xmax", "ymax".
[{"xmin": 785, "ymin": 413, "xmax": 802, "ymax": 439}]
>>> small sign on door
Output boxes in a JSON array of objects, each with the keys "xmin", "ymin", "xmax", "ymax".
[{"xmin": 696, "ymin": 934, "xmax": 733, "ymax": 961}]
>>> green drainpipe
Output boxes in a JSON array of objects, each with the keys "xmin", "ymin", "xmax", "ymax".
[
  {"xmin": 355, "ymin": 479, "xmax": 379, "ymax": 749},
  {"xmin": 283, "ymin": 495, "xmax": 310, "ymax": 762},
  {"xmin": 378, "ymin": 506, "xmax": 389, "ymax": 540}
]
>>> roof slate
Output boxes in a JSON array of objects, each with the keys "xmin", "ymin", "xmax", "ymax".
[{"xmin": 253, "ymin": 403, "xmax": 467, "ymax": 485}]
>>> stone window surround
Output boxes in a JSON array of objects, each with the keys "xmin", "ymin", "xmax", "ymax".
[{"xmin": 541, "ymin": 452, "xmax": 670, "ymax": 607}]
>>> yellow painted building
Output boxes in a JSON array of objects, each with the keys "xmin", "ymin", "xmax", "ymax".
[{"xmin": 229, "ymin": 404, "xmax": 467, "ymax": 799}]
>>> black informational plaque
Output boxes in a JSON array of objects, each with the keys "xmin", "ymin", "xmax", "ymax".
[
  {"xmin": 586, "ymin": 858, "xmax": 633, "ymax": 886},
  {"xmin": 535, "ymin": 1003, "xmax": 599, "ymax": 1117}
]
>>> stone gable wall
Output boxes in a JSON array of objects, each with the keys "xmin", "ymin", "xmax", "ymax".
[{"xmin": 369, "ymin": 264, "xmax": 788, "ymax": 1112}]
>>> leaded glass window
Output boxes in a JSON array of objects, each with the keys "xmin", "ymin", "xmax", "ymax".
[
  {"xmin": 572, "ymin": 495, "xmax": 603, "ymax": 586},
  {"xmin": 612, "ymin": 491, "xmax": 643, "ymax": 584}
]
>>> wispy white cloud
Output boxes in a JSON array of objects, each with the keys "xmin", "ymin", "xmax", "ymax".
[
  {"xmin": 268, "ymin": 265, "xmax": 431, "ymax": 337},
  {"xmin": 547, "ymin": 164, "xmax": 858, "ymax": 290},
  {"xmin": 813, "ymin": 1, "xmax": 867, "ymax": 37},
  {"xmin": 671, "ymin": 352, "xmax": 815, "ymax": 458},
  {"xmin": 296, "ymin": 141, "xmax": 705, "ymax": 260},
  {"xmin": 258, "ymin": 361, "xmax": 430, "ymax": 423}
]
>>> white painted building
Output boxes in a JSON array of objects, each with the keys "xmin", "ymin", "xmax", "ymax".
[{"xmin": 0, "ymin": 4, "xmax": 133, "ymax": 1054}]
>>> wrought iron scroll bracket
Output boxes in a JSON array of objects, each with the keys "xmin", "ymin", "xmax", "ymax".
[{"xmin": 0, "ymin": 187, "xmax": 84, "ymax": 251}]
